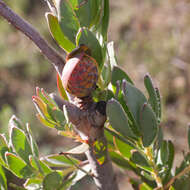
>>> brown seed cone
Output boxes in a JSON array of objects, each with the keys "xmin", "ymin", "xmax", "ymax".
[{"xmin": 62, "ymin": 53, "xmax": 98, "ymax": 98}]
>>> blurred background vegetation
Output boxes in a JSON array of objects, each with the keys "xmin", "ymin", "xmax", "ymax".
[{"xmin": 1, "ymin": 0, "xmax": 190, "ymax": 189}]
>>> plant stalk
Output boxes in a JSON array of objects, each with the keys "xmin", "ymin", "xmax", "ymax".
[
  {"xmin": 85, "ymin": 133, "xmax": 119, "ymax": 190},
  {"xmin": 0, "ymin": 0, "xmax": 65, "ymax": 76},
  {"xmin": 164, "ymin": 164, "xmax": 190, "ymax": 189},
  {"xmin": 145, "ymin": 147, "xmax": 163, "ymax": 189}
]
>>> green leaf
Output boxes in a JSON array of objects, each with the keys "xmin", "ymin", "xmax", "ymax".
[
  {"xmin": 115, "ymin": 137, "xmax": 133, "ymax": 160},
  {"xmin": 101, "ymin": 63, "xmax": 112, "ymax": 88},
  {"xmin": 98, "ymin": 0, "xmax": 109, "ymax": 40},
  {"xmin": 57, "ymin": 73, "xmax": 69, "ymax": 101},
  {"xmin": 36, "ymin": 114, "xmax": 56, "ymax": 129},
  {"xmin": 154, "ymin": 127, "xmax": 163, "ymax": 150},
  {"xmin": 105, "ymin": 89, "xmax": 115, "ymax": 101},
  {"xmin": 122, "ymin": 79, "xmax": 147, "ymax": 127},
  {"xmin": 130, "ymin": 151, "xmax": 152, "ymax": 173},
  {"xmin": 105, "ymin": 127, "xmax": 135, "ymax": 149},
  {"xmin": 38, "ymin": 160, "xmax": 53, "ymax": 175},
  {"xmin": 74, "ymin": 0, "xmax": 97, "ymax": 28},
  {"xmin": 5, "ymin": 152, "xmax": 34, "ymax": 179},
  {"xmin": 162, "ymin": 141, "xmax": 175, "ymax": 184},
  {"xmin": 43, "ymin": 172, "xmax": 62, "ymax": 190},
  {"xmin": 36, "ymin": 87, "xmax": 57, "ymax": 109},
  {"xmin": 29, "ymin": 155, "xmax": 52, "ymax": 175},
  {"xmin": 26, "ymin": 124, "xmax": 39, "ymax": 158},
  {"xmin": 155, "ymin": 87, "xmax": 162, "ymax": 124},
  {"xmin": 9, "ymin": 115, "xmax": 24, "ymax": 131},
  {"xmin": 10, "ymin": 127, "xmax": 32, "ymax": 164},
  {"xmin": 0, "ymin": 165, "xmax": 7, "ymax": 190},
  {"xmin": 0, "ymin": 134, "xmax": 9, "ymax": 164},
  {"xmin": 141, "ymin": 171, "xmax": 154, "ymax": 181},
  {"xmin": 111, "ymin": 67, "xmax": 134, "ymax": 90},
  {"xmin": 65, "ymin": 143, "xmax": 89, "ymax": 155},
  {"xmin": 139, "ymin": 183, "xmax": 152, "ymax": 190},
  {"xmin": 61, "ymin": 172, "xmax": 77, "ymax": 190},
  {"xmin": 116, "ymin": 90, "xmax": 140, "ymax": 136},
  {"xmin": 104, "ymin": 128, "xmax": 114, "ymax": 148},
  {"xmin": 160, "ymin": 140, "xmax": 169, "ymax": 165},
  {"xmin": 144, "ymin": 74, "xmax": 159, "ymax": 119},
  {"xmin": 139, "ymin": 103, "xmax": 158, "ymax": 147},
  {"xmin": 89, "ymin": 0, "xmax": 102, "ymax": 27},
  {"xmin": 42, "ymin": 154, "xmax": 79, "ymax": 167},
  {"xmin": 24, "ymin": 178, "xmax": 42, "ymax": 190},
  {"xmin": 76, "ymin": 27, "xmax": 103, "ymax": 69},
  {"xmin": 47, "ymin": 107, "xmax": 66, "ymax": 130},
  {"xmin": 7, "ymin": 183, "xmax": 26, "ymax": 190},
  {"xmin": 109, "ymin": 151, "xmax": 133, "ymax": 170},
  {"xmin": 58, "ymin": 0, "xmax": 80, "ymax": 44},
  {"xmin": 167, "ymin": 141, "xmax": 174, "ymax": 171},
  {"xmin": 32, "ymin": 96, "xmax": 54, "ymax": 123},
  {"xmin": 106, "ymin": 98, "xmax": 135, "ymax": 138},
  {"xmin": 46, "ymin": 13, "xmax": 75, "ymax": 52}
]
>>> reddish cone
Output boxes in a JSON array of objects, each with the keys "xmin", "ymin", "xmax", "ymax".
[{"xmin": 62, "ymin": 45, "xmax": 98, "ymax": 98}]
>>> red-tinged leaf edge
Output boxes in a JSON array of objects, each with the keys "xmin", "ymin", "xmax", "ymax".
[{"xmin": 57, "ymin": 73, "xmax": 69, "ymax": 100}]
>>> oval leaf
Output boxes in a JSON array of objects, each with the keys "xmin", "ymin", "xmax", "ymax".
[
  {"xmin": 160, "ymin": 140, "xmax": 168, "ymax": 165},
  {"xmin": 46, "ymin": 13, "xmax": 75, "ymax": 52},
  {"xmin": 29, "ymin": 155, "xmax": 52, "ymax": 175},
  {"xmin": 10, "ymin": 127, "xmax": 32, "ymax": 164},
  {"xmin": 130, "ymin": 151, "xmax": 152, "ymax": 173},
  {"xmin": 0, "ymin": 135, "xmax": 9, "ymax": 164},
  {"xmin": 65, "ymin": 143, "xmax": 89, "ymax": 155},
  {"xmin": 26, "ymin": 124, "xmax": 39, "ymax": 158},
  {"xmin": 76, "ymin": 28, "xmax": 103, "ymax": 69},
  {"xmin": 42, "ymin": 154, "xmax": 79, "ymax": 167},
  {"xmin": 111, "ymin": 66, "xmax": 133, "ymax": 88},
  {"xmin": 43, "ymin": 172, "xmax": 62, "ymax": 190},
  {"xmin": 109, "ymin": 151, "xmax": 132, "ymax": 170},
  {"xmin": 139, "ymin": 183, "xmax": 152, "ymax": 190},
  {"xmin": 155, "ymin": 87, "xmax": 162, "ymax": 124},
  {"xmin": 163, "ymin": 140, "xmax": 175, "ymax": 183},
  {"xmin": 5, "ymin": 152, "xmax": 34, "ymax": 179},
  {"xmin": 0, "ymin": 165, "xmax": 7, "ymax": 190},
  {"xmin": 24, "ymin": 178, "xmax": 42, "ymax": 190},
  {"xmin": 74, "ymin": 0, "xmax": 99, "ymax": 28},
  {"xmin": 36, "ymin": 113, "xmax": 56, "ymax": 129},
  {"xmin": 58, "ymin": 0, "xmax": 80, "ymax": 43},
  {"xmin": 144, "ymin": 74, "xmax": 159, "ymax": 119},
  {"xmin": 57, "ymin": 73, "xmax": 69, "ymax": 101},
  {"xmin": 122, "ymin": 79, "xmax": 147, "ymax": 127},
  {"xmin": 115, "ymin": 137, "xmax": 133, "ymax": 160},
  {"xmin": 98, "ymin": 0, "xmax": 109, "ymax": 40},
  {"xmin": 140, "ymin": 103, "xmax": 158, "ymax": 147},
  {"xmin": 106, "ymin": 98, "xmax": 135, "ymax": 138}
]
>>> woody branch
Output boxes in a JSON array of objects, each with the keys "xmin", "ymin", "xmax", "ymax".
[{"xmin": 0, "ymin": 1, "xmax": 119, "ymax": 190}]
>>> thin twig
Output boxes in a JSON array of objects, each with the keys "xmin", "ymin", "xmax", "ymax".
[
  {"xmin": 164, "ymin": 164, "xmax": 190, "ymax": 189},
  {"xmin": 0, "ymin": 0, "xmax": 65, "ymax": 75},
  {"xmin": 60, "ymin": 153, "xmax": 94, "ymax": 177}
]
